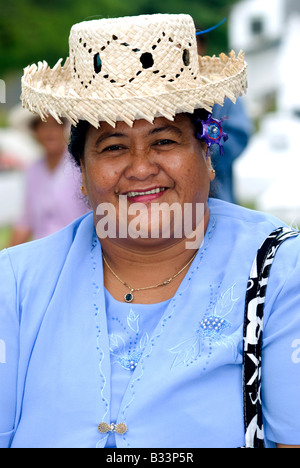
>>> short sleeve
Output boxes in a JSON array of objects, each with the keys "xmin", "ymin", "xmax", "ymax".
[
  {"xmin": 262, "ymin": 238, "xmax": 300, "ymax": 446},
  {"xmin": 0, "ymin": 250, "xmax": 19, "ymax": 448}
]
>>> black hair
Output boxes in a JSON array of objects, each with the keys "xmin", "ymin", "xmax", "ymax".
[
  {"xmin": 68, "ymin": 120, "xmax": 90, "ymax": 167},
  {"xmin": 188, "ymin": 108, "xmax": 210, "ymax": 134},
  {"xmin": 68, "ymin": 109, "xmax": 210, "ymax": 167}
]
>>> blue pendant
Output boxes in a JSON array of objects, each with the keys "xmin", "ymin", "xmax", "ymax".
[{"xmin": 124, "ymin": 292, "xmax": 134, "ymax": 303}]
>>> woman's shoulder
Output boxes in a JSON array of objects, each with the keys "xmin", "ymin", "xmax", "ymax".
[
  {"xmin": 208, "ymin": 198, "xmax": 290, "ymax": 231},
  {"xmin": 1, "ymin": 211, "xmax": 94, "ymax": 276},
  {"xmin": 208, "ymin": 198, "xmax": 300, "ymax": 267}
]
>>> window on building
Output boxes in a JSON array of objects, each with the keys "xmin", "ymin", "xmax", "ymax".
[{"xmin": 250, "ymin": 17, "xmax": 264, "ymax": 36}]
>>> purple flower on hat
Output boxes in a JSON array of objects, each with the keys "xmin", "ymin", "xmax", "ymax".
[{"xmin": 196, "ymin": 114, "xmax": 228, "ymax": 157}]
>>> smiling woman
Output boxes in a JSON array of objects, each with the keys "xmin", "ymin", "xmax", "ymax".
[
  {"xmin": 1, "ymin": 13, "xmax": 300, "ymax": 450},
  {"xmin": 69, "ymin": 113, "xmax": 214, "ymax": 259}
]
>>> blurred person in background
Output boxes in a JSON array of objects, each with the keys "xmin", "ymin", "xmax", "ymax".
[
  {"xmin": 9, "ymin": 115, "xmax": 89, "ymax": 245},
  {"xmin": 196, "ymin": 28, "xmax": 252, "ymax": 203}
]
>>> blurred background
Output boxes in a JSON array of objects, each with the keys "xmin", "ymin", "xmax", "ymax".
[{"xmin": 0, "ymin": 0, "xmax": 300, "ymax": 249}]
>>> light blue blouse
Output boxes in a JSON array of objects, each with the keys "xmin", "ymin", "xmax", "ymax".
[
  {"xmin": 1, "ymin": 199, "xmax": 300, "ymax": 448},
  {"xmin": 104, "ymin": 289, "xmax": 171, "ymax": 448}
]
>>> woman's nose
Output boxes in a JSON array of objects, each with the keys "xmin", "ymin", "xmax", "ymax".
[{"xmin": 124, "ymin": 147, "xmax": 160, "ymax": 180}]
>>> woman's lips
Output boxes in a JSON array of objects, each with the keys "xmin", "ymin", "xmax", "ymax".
[{"xmin": 124, "ymin": 187, "xmax": 168, "ymax": 203}]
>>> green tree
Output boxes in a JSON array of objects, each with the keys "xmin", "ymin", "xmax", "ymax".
[{"xmin": 0, "ymin": 0, "xmax": 239, "ymax": 75}]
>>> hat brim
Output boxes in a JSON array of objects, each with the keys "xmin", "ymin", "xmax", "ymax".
[{"xmin": 21, "ymin": 51, "xmax": 247, "ymax": 128}]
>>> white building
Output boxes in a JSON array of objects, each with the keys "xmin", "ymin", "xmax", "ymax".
[
  {"xmin": 229, "ymin": 0, "xmax": 300, "ymax": 118},
  {"xmin": 230, "ymin": 0, "xmax": 300, "ymax": 224}
]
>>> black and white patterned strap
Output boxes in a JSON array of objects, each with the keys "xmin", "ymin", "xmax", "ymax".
[{"xmin": 243, "ymin": 227, "xmax": 299, "ymax": 448}]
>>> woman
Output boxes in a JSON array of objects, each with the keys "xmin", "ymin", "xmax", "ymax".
[
  {"xmin": 9, "ymin": 115, "xmax": 89, "ymax": 245},
  {"xmin": 1, "ymin": 13, "xmax": 300, "ymax": 448}
]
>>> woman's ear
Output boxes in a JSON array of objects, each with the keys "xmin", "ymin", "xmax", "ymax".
[
  {"xmin": 199, "ymin": 142, "xmax": 215, "ymax": 181},
  {"xmin": 205, "ymin": 156, "xmax": 216, "ymax": 181}
]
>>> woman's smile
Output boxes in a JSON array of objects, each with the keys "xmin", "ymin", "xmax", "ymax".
[{"xmin": 123, "ymin": 187, "xmax": 168, "ymax": 203}]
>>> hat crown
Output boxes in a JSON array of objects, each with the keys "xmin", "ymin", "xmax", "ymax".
[{"xmin": 69, "ymin": 14, "xmax": 200, "ymax": 98}]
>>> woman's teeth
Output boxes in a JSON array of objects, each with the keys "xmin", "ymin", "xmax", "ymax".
[{"xmin": 126, "ymin": 188, "xmax": 166, "ymax": 197}]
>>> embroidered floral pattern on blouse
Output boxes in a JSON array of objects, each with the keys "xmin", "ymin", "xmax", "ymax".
[
  {"xmin": 169, "ymin": 284, "xmax": 240, "ymax": 369},
  {"xmin": 199, "ymin": 315, "xmax": 231, "ymax": 339},
  {"xmin": 109, "ymin": 308, "xmax": 149, "ymax": 372}
]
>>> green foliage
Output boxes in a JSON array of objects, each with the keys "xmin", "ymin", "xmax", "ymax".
[
  {"xmin": 0, "ymin": 0, "xmax": 239, "ymax": 76},
  {"xmin": 0, "ymin": 226, "xmax": 11, "ymax": 250}
]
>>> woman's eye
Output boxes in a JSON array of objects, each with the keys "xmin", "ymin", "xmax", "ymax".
[
  {"xmin": 155, "ymin": 139, "xmax": 175, "ymax": 146},
  {"xmin": 102, "ymin": 144, "xmax": 124, "ymax": 152}
]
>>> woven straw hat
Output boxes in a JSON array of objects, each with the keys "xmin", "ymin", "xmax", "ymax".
[{"xmin": 21, "ymin": 13, "xmax": 247, "ymax": 128}]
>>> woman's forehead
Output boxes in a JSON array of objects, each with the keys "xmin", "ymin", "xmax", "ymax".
[{"xmin": 90, "ymin": 113, "xmax": 192, "ymax": 139}]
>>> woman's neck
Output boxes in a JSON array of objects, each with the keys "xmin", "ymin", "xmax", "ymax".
[
  {"xmin": 45, "ymin": 148, "xmax": 65, "ymax": 171},
  {"xmin": 100, "ymin": 206, "xmax": 209, "ymax": 304}
]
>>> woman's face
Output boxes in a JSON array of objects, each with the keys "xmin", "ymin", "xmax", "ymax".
[
  {"xmin": 81, "ymin": 113, "xmax": 214, "ymax": 245},
  {"xmin": 34, "ymin": 116, "xmax": 67, "ymax": 156}
]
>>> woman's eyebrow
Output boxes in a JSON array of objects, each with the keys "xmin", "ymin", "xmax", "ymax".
[
  {"xmin": 95, "ymin": 132, "xmax": 126, "ymax": 146},
  {"xmin": 149, "ymin": 125, "xmax": 183, "ymax": 137}
]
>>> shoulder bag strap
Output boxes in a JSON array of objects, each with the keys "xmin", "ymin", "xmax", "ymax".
[{"xmin": 243, "ymin": 227, "xmax": 299, "ymax": 448}]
